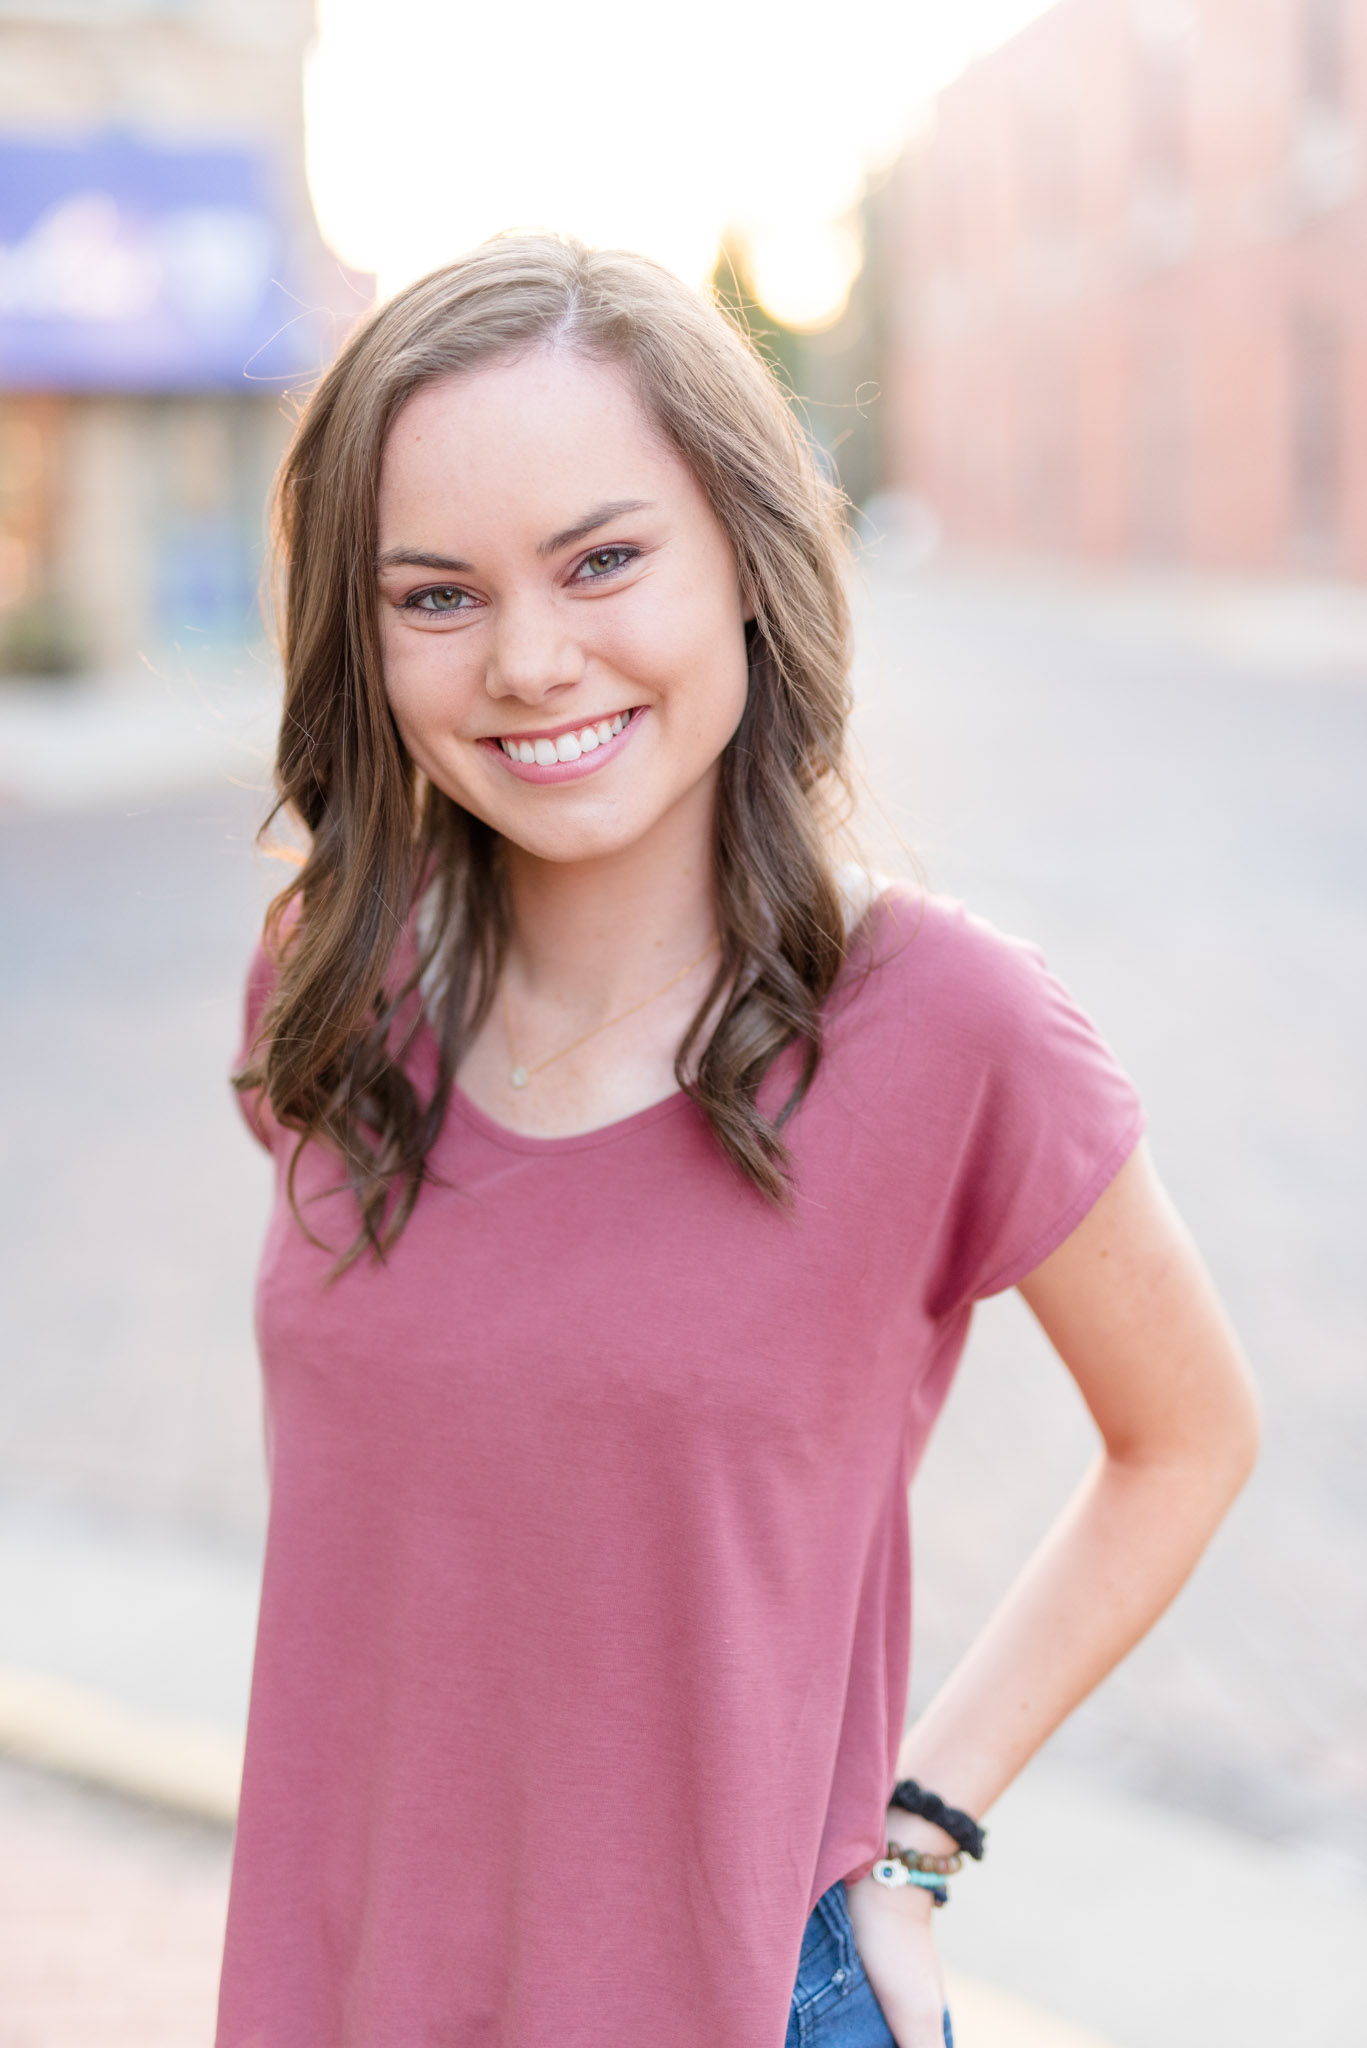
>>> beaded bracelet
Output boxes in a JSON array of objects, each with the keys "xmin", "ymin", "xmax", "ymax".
[
  {"xmin": 870, "ymin": 1855, "xmax": 950, "ymax": 1907},
  {"xmin": 889, "ymin": 1778, "xmax": 987, "ymax": 1861},
  {"xmin": 885, "ymin": 1843, "xmax": 962, "ymax": 1876}
]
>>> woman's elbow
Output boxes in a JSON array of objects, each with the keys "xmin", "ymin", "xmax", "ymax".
[
  {"xmin": 1107, "ymin": 1355, "xmax": 1263, "ymax": 1517},
  {"xmin": 1220, "ymin": 1372, "xmax": 1263, "ymax": 1495}
]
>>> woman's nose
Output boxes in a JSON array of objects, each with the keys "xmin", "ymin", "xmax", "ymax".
[{"xmin": 486, "ymin": 594, "xmax": 585, "ymax": 702}]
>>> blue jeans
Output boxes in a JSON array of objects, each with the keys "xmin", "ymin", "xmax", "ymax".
[{"xmin": 786, "ymin": 1881, "xmax": 953, "ymax": 2047}]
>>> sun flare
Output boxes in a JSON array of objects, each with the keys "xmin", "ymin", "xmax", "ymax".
[{"xmin": 304, "ymin": 1, "xmax": 1058, "ymax": 326}]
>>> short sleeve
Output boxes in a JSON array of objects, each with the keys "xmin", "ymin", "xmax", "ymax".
[
  {"xmin": 233, "ymin": 936, "xmax": 280, "ymax": 1153},
  {"xmin": 892, "ymin": 898, "xmax": 1146, "ymax": 1313}
]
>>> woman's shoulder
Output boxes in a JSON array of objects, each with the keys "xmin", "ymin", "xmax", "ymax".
[
  {"xmin": 831, "ymin": 873, "xmax": 1144, "ymax": 1303},
  {"xmin": 841, "ymin": 871, "xmax": 1059, "ymax": 1040},
  {"xmin": 233, "ymin": 897, "xmax": 305, "ymax": 1152},
  {"xmin": 835, "ymin": 872, "xmax": 1143, "ymax": 1126},
  {"xmin": 240, "ymin": 894, "xmax": 303, "ymax": 1052}
]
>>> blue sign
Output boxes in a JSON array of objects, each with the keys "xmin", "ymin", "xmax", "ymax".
[{"xmin": 0, "ymin": 134, "xmax": 327, "ymax": 390}]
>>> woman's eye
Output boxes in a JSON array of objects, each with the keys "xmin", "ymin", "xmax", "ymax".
[
  {"xmin": 408, "ymin": 586, "xmax": 470, "ymax": 613},
  {"xmin": 577, "ymin": 547, "xmax": 635, "ymax": 580}
]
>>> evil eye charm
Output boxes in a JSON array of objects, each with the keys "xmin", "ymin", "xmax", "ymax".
[{"xmin": 872, "ymin": 1858, "xmax": 910, "ymax": 1888}]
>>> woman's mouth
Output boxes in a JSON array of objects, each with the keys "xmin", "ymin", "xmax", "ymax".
[{"xmin": 483, "ymin": 707, "xmax": 645, "ymax": 783}]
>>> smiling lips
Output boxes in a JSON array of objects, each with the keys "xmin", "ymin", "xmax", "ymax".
[{"xmin": 486, "ymin": 707, "xmax": 643, "ymax": 783}]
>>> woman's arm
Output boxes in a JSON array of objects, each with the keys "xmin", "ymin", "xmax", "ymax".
[{"xmin": 846, "ymin": 1141, "xmax": 1261, "ymax": 2046}]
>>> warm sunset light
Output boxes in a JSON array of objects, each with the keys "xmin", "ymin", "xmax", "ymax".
[{"xmin": 304, "ymin": 0, "xmax": 1059, "ymax": 326}]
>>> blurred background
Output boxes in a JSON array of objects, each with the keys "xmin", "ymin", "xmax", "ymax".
[{"xmin": 1, "ymin": 2, "xmax": 1365, "ymax": 2045}]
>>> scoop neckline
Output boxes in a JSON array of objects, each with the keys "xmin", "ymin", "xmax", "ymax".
[
  {"xmin": 440, "ymin": 885, "xmax": 906, "ymax": 1158},
  {"xmin": 448, "ymin": 1078, "xmax": 694, "ymax": 1155}
]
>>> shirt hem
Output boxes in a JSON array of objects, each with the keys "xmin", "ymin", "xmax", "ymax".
[{"xmin": 971, "ymin": 1105, "xmax": 1148, "ymax": 1300}]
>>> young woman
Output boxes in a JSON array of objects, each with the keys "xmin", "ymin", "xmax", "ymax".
[{"xmin": 223, "ymin": 235, "xmax": 1259, "ymax": 2048}]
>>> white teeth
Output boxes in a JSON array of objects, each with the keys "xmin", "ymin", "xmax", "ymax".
[{"xmin": 501, "ymin": 715, "xmax": 632, "ymax": 764}]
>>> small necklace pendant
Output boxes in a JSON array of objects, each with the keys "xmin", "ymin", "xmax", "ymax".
[{"xmin": 510, "ymin": 1065, "xmax": 529, "ymax": 1089}]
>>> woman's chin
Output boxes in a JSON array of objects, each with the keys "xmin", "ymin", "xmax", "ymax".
[
  {"xmin": 496, "ymin": 813, "xmax": 664, "ymax": 867},
  {"xmin": 412, "ymin": 771, "xmax": 643, "ymax": 861}
]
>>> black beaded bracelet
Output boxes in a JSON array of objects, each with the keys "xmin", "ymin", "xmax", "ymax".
[{"xmin": 889, "ymin": 1779, "xmax": 987, "ymax": 1861}]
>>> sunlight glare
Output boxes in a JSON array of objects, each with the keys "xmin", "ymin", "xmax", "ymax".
[
  {"xmin": 306, "ymin": 0, "xmax": 1058, "ymax": 324},
  {"xmin": 748, "ymin": 222, "xmax": 864, "ymax": 333}
]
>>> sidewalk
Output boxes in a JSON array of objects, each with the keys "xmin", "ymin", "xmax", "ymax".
[
  {"xmin": 1, "ymin": 1507, "xmax": 1363, "ymax": 2048},
  {"xmin": 0, "ymin": 656, "xmax": 279, "ymax": 813},
  {"xmin": 853, "ymin": 517, "xmax": 1367, "ymax": 685},
  {"xmin": 0, "ymin": 1505, "xmax": 256, "ymax": 1824}
]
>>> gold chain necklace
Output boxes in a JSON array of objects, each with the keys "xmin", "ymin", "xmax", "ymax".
[{"xmin": 500, "ymin": 940, "xmax": 719, "ymax": 1090}]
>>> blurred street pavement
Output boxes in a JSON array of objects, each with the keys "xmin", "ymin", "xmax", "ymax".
[
  {"xmin": 1, "ymin": 557, "xmax": 1365, "ymax": 2045},
  {"xmin": 0, "ymin": 1758, "xmax": 231, "ymax": 2048},
  {"xmin": 851, "ymin": 557, "xmax": 1367, "ymax": 1873},
  {"xmin": 0, "ymin": 659, "xmax": 281, "ymax": 816}
]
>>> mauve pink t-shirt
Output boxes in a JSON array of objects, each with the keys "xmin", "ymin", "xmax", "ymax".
[{"xmin": 217, "ymin": 890, "xmax": 1143, "ymax": 2048}]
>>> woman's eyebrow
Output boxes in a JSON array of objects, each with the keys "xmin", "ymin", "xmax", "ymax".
[
  {"xmin": 376, "ymin": 547, "xmax": 473, "ymax": 573},
  {"xmin": 538, "ymin": 499, "xmax": 652, "ymax": 556},
  {"xmin": 375, "ymin": 501, "xmax": 653, "ymax": 576}
]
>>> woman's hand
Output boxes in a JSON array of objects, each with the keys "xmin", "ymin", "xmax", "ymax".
[{"xmin": 844, "ymin": 1867, "xmax": 946, "ymax": 2047}]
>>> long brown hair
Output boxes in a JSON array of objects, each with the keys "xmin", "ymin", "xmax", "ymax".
[{"xmin": 238, "ymin": 232, "xmax": 857, "ymax": 1264}]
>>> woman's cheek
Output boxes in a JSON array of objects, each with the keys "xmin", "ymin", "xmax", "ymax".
[
  {"xmin": 383, "ymin": 631, "xmax": 476, "ymax": 737},
  {"xmin": 599, "ymin": 586, "xmax": 746, "ymax": 712}
]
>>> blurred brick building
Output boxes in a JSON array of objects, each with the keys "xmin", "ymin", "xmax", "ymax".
[
  {"xmin": 0, "ymin": 0, "xmax": 369, "ymax": 677},
  {"xmin": 884, "ymin": 0, "xmax": 1367, "ymax": 575}
]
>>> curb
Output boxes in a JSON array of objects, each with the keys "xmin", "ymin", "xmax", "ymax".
[
  {"xmin": 944, "ymin": 1972, "xmax": 1120, "ymax": 2047},
  {"xmin": 0, "ymin": 1664, "xmax": 241, "ymax": 1826}
]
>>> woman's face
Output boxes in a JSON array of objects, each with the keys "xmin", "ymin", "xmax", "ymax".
[{"xmin": 375, "ymin": 348, "xmax": 751, "ymax": 867}]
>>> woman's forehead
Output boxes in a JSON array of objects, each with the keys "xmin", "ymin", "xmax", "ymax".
[
  {"xmin": 377, "ymin": 351, "xmax": 696, "ymax": 543},
  {"xmin": 387, "ymin": 350, "xmax": 656, "ymax": 464}
]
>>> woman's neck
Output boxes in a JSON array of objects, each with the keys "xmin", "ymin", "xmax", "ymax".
[{"xmin": 501, "ymin": 787, "xmax": 718, "ymax": 1017}]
